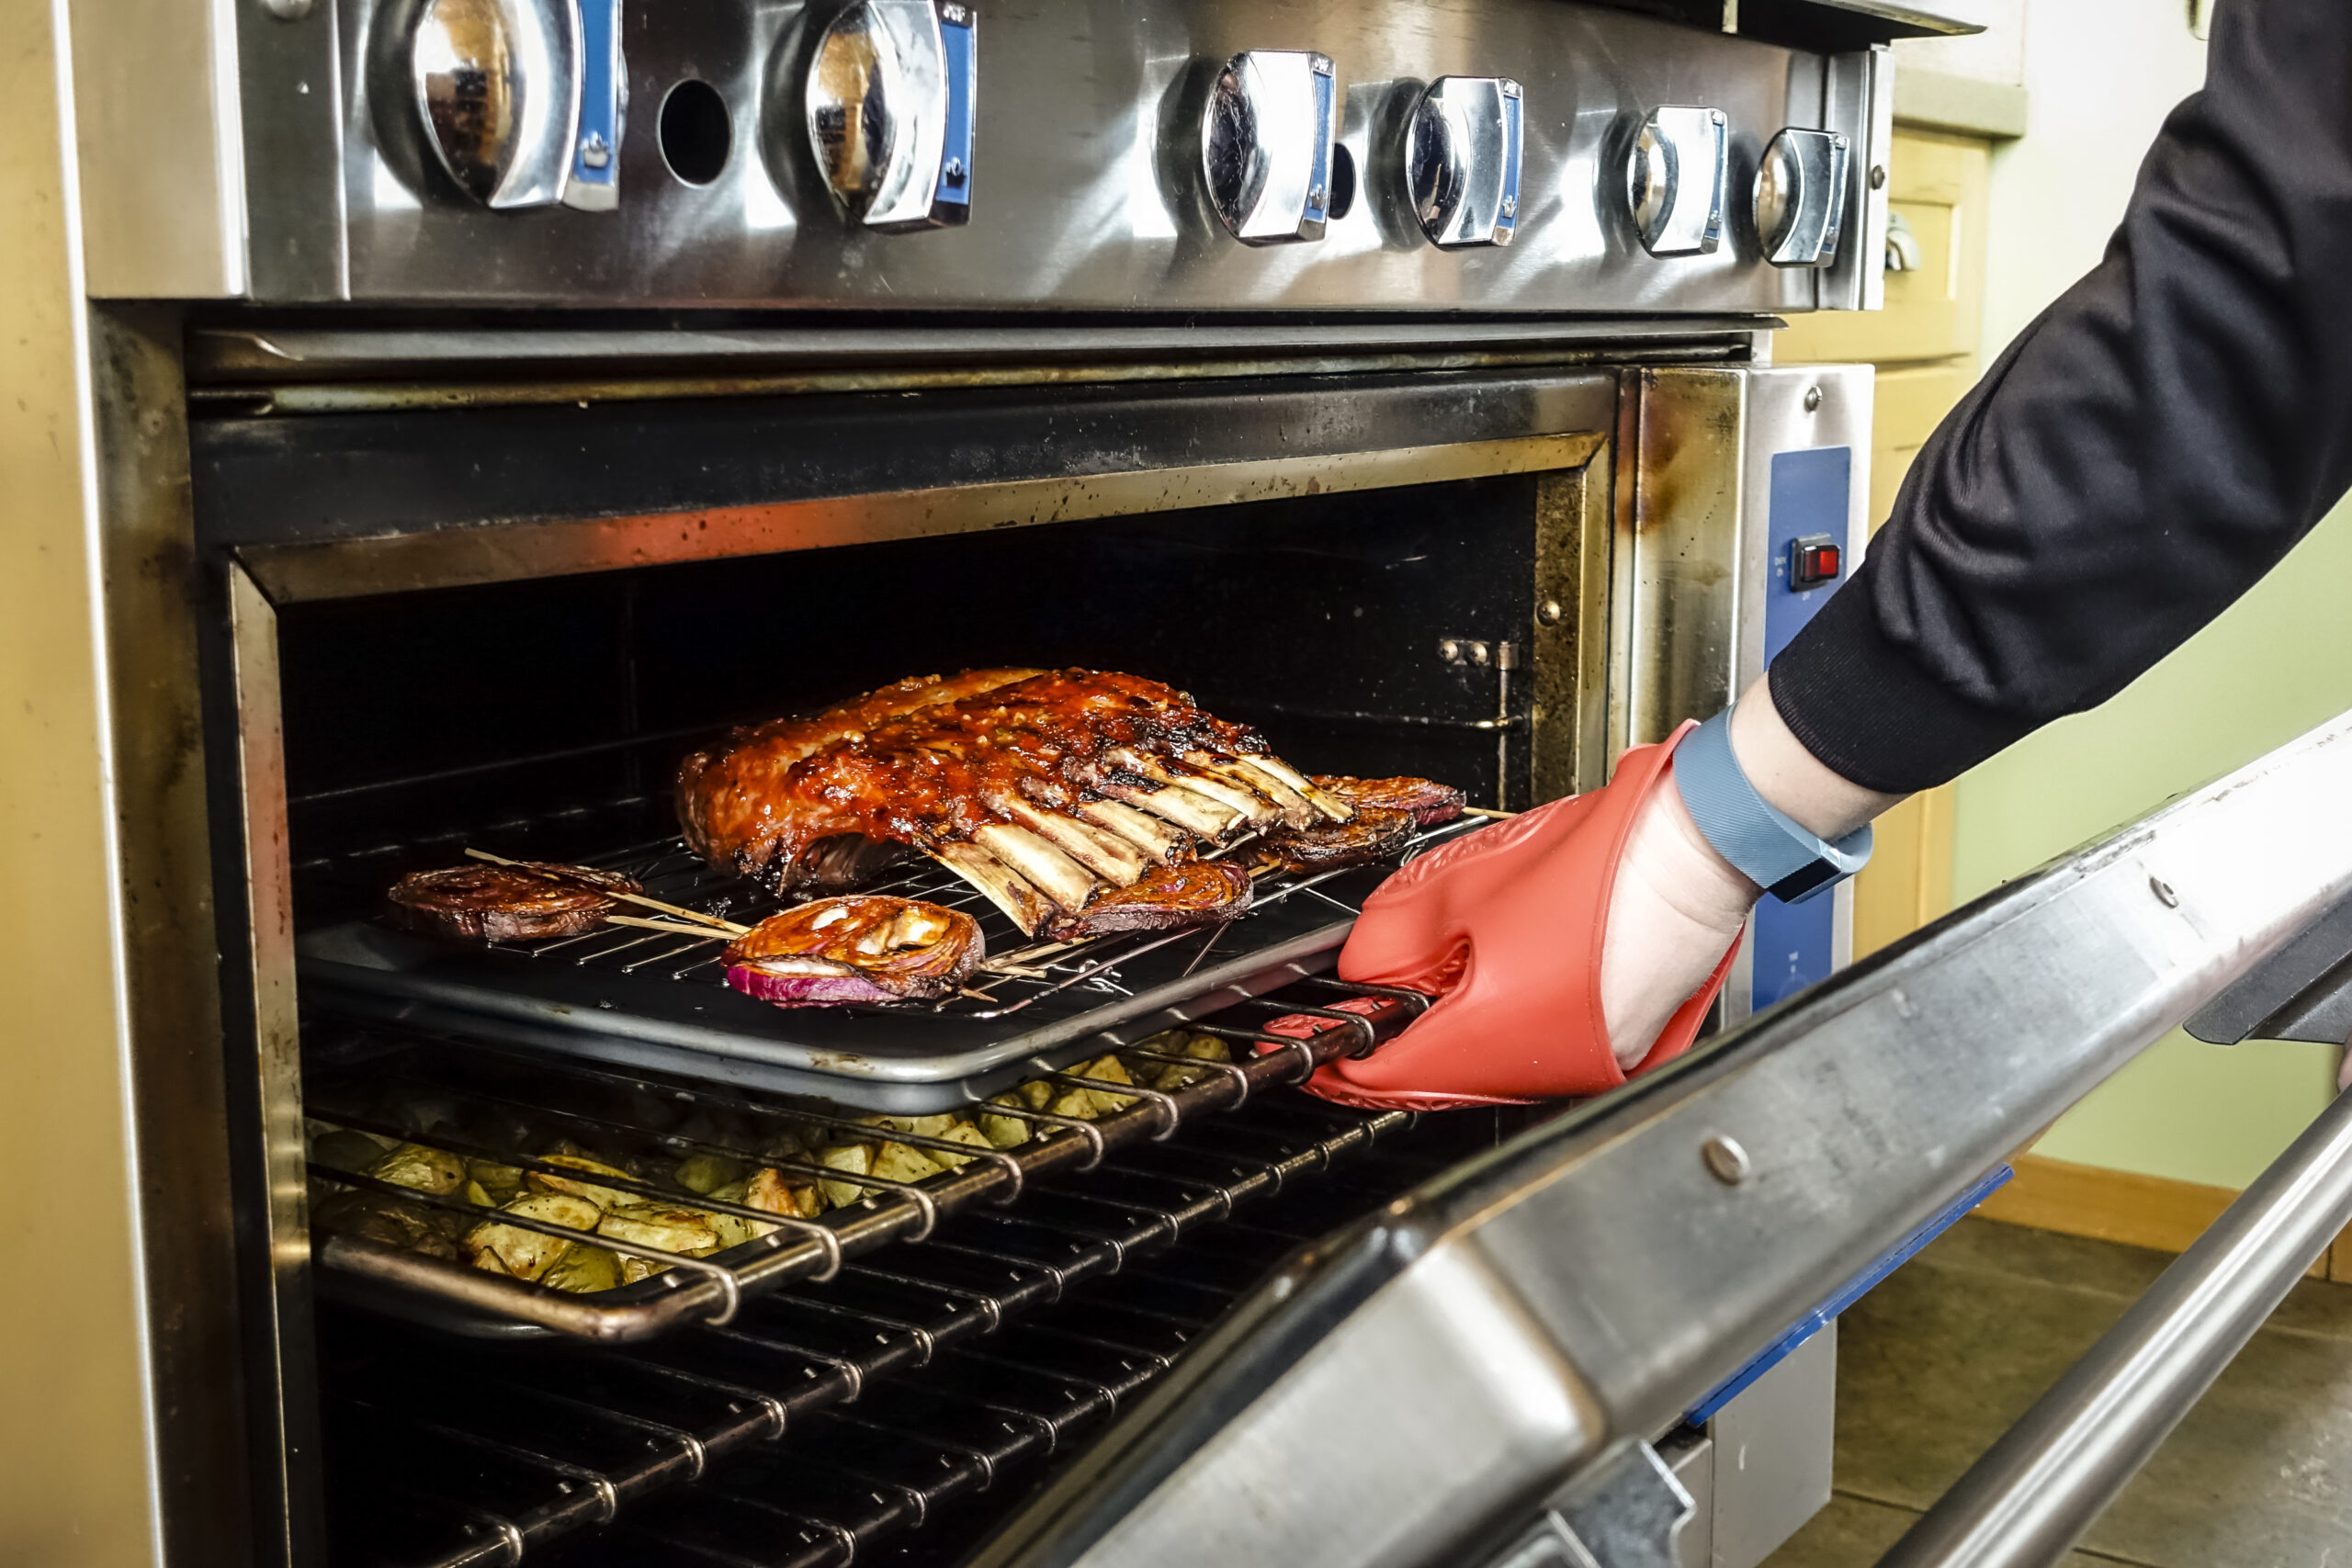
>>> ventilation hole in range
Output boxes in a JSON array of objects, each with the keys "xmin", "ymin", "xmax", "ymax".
[{"xmin": 659, "ymin": 80, "xmax": 732, "ymax": 186}]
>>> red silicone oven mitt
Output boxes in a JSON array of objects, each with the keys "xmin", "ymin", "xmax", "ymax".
[{"xmin": 1306, "ymin": 722, "xmax": 1735, "ymax": 1111}]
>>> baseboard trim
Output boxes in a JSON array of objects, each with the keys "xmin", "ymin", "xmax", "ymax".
[{"xmin": 1977, "ymin": 1153, "xmax": 2337, "ymax": 1280}]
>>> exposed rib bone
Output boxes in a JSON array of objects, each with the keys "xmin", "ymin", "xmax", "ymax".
[
  {"xmin": 1109, "ymin": 749, "xmax": 1282, "ymax": 828},
  {"xmin": 927, "ymin": 843, "xmax": 1054, "ymax": 935},
  {"xmin": 986, "ymin": 795, "xmax": 1149, "ymax": 886},
  {"xmin": 972, "ymin": 823, "xmax": 1101, "ymax": 914},
  {"xmin": 1102, "ymin": 780, "xmax": 1241, "ymax": 839},
  {"xmin": 1236, "ymin": 753, "xmax": 1354, "ymax": 822},
  {"xmin": 1076, "ymin": 800, "xmax": 1194, "ymax": 863},
  {"xmin": 1189, "ymin": 752, "xmax": 1316, "ymax": 829}
]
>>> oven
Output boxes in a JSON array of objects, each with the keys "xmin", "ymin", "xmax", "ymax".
[
  {"xmin": 55, "ymin": 3, "xmax": 2352, "ymax": 1568},
  {"xmin": 209, "ymin": 334, "xmax": 1873, "ymax": 1568}
]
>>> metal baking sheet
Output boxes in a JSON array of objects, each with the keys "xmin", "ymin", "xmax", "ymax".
[{"xmin": 297, "ymin": 820, "xmax": 1479, "ymax": 1112}]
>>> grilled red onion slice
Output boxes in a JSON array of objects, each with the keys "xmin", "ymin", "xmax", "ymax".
[
  {"xmin": 1047, "ymin": 861, "xmax": 1253, "ymax": 939},
  {"xmin": 723, "ymin": 897, "xmax": 983, "ymax": 1007},
  {"xmin": 1306, "ymin": 774, "xmax": 1467, "ymax": 827}
]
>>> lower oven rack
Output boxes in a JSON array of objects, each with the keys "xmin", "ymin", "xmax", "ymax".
[
  {"xmin": 318, "ymin": 1083, "xmax": 1442, "ymax": 1568},
  {"xmin": 296, "ymin": 814, "xmax": 1485, "ymax": 1112},
  {"xmin": 308, "ymin": 982, "xmax": 1422, "ymax": 1342}
]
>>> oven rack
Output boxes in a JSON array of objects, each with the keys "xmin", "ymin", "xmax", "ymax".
[
  {"xmin": 318, "ymin": 1092, "xmax": 1437, "ymax": 1568},
  {"xmin": 299, "ymin": 811, "xmax": 1484, "ymax": 1110},
  {"xmin": 462, "ymin": 829, "xmax": 1445, "ymax": 1023},
  {"xmin": 309, "ymin": 983, "xmax": 1423, "ymax": 1342}
]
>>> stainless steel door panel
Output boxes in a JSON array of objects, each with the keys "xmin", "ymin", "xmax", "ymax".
[
  {"xmin": 319, "ymin": 0, "xmax": 1863, "ymax": 309},
  {"xmin": 1612, "ymin": 364, "xmax": 1870, "ymax": 1021},
  {"xmin": 1725, "ymin": 364, "xmax": 1870, "ymax": 1021},
  {"xmin": 981, "ymin": 1231, "xmax": 1607, "ymax": 1568},
  {"xmin": 1705, "ymin": 1325, "xmax": 1835, "ymax": 1568}
]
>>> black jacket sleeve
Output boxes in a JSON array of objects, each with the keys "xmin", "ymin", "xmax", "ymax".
[{"xmin": 1769, "ymin": 0, "xmax": 2352, "ymax": 795}]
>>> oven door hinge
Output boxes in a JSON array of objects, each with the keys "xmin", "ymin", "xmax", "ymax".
[{"xmin": 1479, "ymin": 1441, "xmax": 1696, "ymax": 1568}]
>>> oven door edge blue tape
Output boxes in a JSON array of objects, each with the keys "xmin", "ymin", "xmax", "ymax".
[{"xmin": 1681, "ymin": 1162, "xmax": 2015, "ymax": 1427}]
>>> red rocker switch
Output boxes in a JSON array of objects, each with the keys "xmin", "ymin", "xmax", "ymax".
[{"xmin": 1790, "ymin": 534, "xmax": 1842, "ymax": 589}]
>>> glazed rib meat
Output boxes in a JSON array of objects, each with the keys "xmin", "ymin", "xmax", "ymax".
[
  {"xmin": 389, "ymin": 863, "xmax": 642, "ymax": 942},
  {"xmin": 1308, "ymin": 774, "xmax": 1467, "ymax": 827},
  {"xmin": 678, "ymin": 669, "xmax": 1356, "ymax": 937}
]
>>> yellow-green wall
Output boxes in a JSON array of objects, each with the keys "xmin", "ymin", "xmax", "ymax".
[
  {"xmin": 1943, "ymin": 2, "xmax": 2352, "ymax": 1190},
  {"xmin": 1951, "ymin": 495, "xmax": 2352, "ymax": 1188}
]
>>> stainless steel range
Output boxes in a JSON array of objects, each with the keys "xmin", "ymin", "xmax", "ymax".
[
  {"xmin": 42, "ymin": 6, "xmax": 2352, "ymax": 1568},
  {"xmin": 107, "ymin": 0, "xmax": 1895, "ymax": 311}
]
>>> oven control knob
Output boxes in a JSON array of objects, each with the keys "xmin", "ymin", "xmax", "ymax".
[
  {"xmin": 1201, "ymin": 50, "xmax": 1340, "ymax": 244},
  {"xmin": 1754, "ymin": 127, "xmax": 1850, "ymax": 266},
  {"xmin": 805, "ymin": 0, "xmax": 977, "ymax": 231},
  {"xmin": 1624, "ymin": 105, "xmax": 1727, "ymax": 257},
  {"xmin": 411, "ymin": 0, "xmax": 626, "ymax": 211},
  {"xmin": 1404, "ymin": 75, "xmax": 1524, "ymax": 249}
]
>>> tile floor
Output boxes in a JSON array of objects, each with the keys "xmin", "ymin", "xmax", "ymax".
[{"xmin": 1763, "ymin": 1216, "xmax": 2352, "ymax": 1568}]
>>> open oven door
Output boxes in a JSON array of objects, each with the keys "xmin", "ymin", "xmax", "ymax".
[{"xmin": 968, "ymin": 710, "xmax": 2352, "ymax": 1568}]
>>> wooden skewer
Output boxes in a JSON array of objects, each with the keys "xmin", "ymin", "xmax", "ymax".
[
  {"xmin": 466, "ymin": 847, "xmax": 752, "ymax": 935},
  {"xmin": 993, "ymin": 938, "xmax": 1082, "ymax": 964},
  {"xmin": 1459, "ymin": 807, "xmax": 1519, "ymax": 819},
  {"xmin": 606, "ymin": 914, "xmax": 737, "ymax": 939},
  {"xmin": 982, "ymin": 931, "xmax": 1114, "ymax": 973}
]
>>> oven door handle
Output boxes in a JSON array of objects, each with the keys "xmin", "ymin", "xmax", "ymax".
[{"xmin": 1876, "ymin": 1084, "xmax": 2352, "ymax": 1568}]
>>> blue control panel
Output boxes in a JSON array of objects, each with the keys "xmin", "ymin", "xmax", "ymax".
[{"xmin": 1750, "ymin": 445, "xmax": 1854, "ymax": 1014}]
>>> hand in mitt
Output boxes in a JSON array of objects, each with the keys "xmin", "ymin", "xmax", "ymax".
[{"xmin": 1308, "ymin": 723, "xmax": 1757, "ymax": 1110}]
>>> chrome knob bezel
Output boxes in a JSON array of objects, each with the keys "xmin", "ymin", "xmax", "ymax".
[
  {"xmin": 1625, "ymin": 105, "xmax": 1726, "ymax": 257},
  {"xmin": 410, "ymin": 0, "xmax": 625, "ymax": 211},
  {"xmin": 1754, "ymin": 127, "xmax": 1850, "ymax": 267},
  {"xmin": 1403, "ymin": 75, "xmax": 1524, "ymax": 250},
  {"xmin": 1201, "ymin": 50, "xmax": 1339, "ymax": 245},
  {"xmin": 805, "ymin": 0, "xmax": 977, "ymax": 231}
]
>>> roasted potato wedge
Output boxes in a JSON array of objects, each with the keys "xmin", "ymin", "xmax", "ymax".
[
  {"xmin": 465, "ymin": 1191, "xmax": 603, "ymax": 1280},
  {"xmin": 367, "ymin": 1142, "xmax": 468, "ymax": 1197}
]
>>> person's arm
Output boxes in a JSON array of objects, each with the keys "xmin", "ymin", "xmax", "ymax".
[
  {"xmin": 1340, "ymin": 0, "xmax": 2352, "ymax": 1094},
  {"xmin": 1770, "ymin": 0, "xmax": 2352, "ymax": 795},
  {"xmin": 1608, "ymin": 0, "xmax": 2352, "ymax": 1061}
]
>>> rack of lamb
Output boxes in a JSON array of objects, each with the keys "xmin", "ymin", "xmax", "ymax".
[{"xmin": 676, "ymin": 669, "xmax": 1458, "ymax": 939}]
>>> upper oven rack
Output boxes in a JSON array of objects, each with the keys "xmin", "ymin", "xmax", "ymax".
[
  {"xmin": 298, "ymin": 807, "xmax": 1484, "ymax": 1112},
  {"xmin": 310, "ymin": 986, "xmax": 1423, "ymax": 1343}
]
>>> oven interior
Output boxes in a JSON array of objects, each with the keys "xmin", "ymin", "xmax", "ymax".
[
  {"xmin": 280, "ymin": 473, "xmax": 1543, "ymax": 907},
  {"xmin": 279, "ymin": 470, "xmax": 1578, "ymax": 1566}
]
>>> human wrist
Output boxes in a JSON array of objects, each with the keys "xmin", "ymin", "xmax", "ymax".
[
  {"xmin": 1632, "ymin": 772, "xmax": 1760, "ymax": 932},
  {"xmin": 1727, "ymin": 672, "xmax": 1905, "ymax": 841},
  {"xmin": 1603, "ymin": 766, "xmax": 1758, "ymax": 1069}
]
